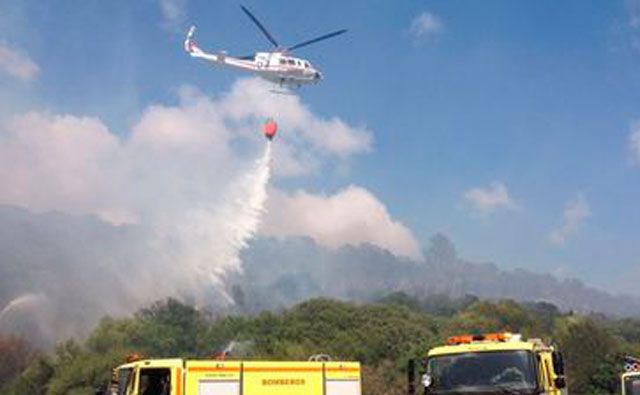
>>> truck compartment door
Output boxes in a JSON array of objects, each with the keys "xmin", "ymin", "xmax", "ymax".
[
  {"xmin": 185, "ymin": 361, "xmax": 241, "ymax": 395},
  {"xmin": 325, "ymin": 362, "xmax": 362, "ymax": 395},
  {"xmin": 197, "ymin": 380, "xmax": 240, "ymax": 395}
]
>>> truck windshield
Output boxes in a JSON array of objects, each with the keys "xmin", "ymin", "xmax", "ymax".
[
  {"xmin": 624, "ymin": 374, "xmax": 640, "ymax": 395},
  {"xmin": 427, "ymin": 350, "xmax": 537, "ymax": 394}
]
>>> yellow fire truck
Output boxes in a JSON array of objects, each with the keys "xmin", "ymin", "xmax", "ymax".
[
  {"xmin": 102, "ymin": 356, "xmax": 361, "ymax": 395},
  {"xmin": 409, "ymin": 332, "xmax": 566, "ymax": 395}
]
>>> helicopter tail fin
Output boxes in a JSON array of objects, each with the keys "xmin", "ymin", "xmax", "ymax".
[{"xmin": 184, "ymin": 25, "xmax": 201, "ymax": 54}]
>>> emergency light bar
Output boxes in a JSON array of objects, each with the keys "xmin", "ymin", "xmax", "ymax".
[{"xmin": 446, "ymin": 332, "xmax": 514, "ymax": 345}]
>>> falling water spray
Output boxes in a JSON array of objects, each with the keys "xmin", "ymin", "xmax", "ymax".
[
  {"xmin": 174, "ymin": 141, "xmax": 273, "ymax": 304},
  {"xmin": 224, "ymin": 141, "xmax": 272, "ymax": 262}
]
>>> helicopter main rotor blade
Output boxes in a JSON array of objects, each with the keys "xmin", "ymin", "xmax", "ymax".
[
  {"xmin": 240, "ymin": 5, "xmax": 279, "ymax": 48},
  {"xmin": 287, "ymin": 29, "xmax": 347, "ymax": 52}
]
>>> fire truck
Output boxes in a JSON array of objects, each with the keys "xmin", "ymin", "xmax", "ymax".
[
  {"xmin": 101, "ymin": 355, "xmax": 361, "ymax": 395},
  {"xmin": 408, "ymin": 332, "xmax": 566, "ymax": 395}
]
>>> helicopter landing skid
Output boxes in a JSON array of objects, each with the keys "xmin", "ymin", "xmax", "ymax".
[{"xmin": 269, "ymin": 88, "xmax": 297, "ymax": 96}]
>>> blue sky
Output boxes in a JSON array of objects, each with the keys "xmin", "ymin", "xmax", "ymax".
[{"xmin": 1, "ymin": 0, "xmax": 640, "ymax": 295}]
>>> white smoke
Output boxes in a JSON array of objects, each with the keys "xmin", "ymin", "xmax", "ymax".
[
  {"xmin": 263, "ymin": 185, "xmax": 423, "ymax": 260},
  {"xmin": 0, "ymin": 78, "xmax": 372, "ymax": 342}
]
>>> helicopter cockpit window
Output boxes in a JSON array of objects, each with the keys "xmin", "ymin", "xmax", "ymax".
[{"xmin": 304, "ymin": 62, "xmax": 310, "ymax": 68}]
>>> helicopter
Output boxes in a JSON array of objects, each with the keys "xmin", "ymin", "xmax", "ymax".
[{"xmin": 184, "ymin": 5, "xmax": 347, "ymax": 89}]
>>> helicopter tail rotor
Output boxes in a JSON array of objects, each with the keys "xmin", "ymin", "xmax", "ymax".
[{"xmin": 184, "ymin": 25, "xmax": 201, "ymax": 54}]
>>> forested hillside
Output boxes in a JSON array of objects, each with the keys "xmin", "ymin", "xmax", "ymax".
[{"xmin": 2, "ymin": 295, "xmax": 640, "ymax": 395}]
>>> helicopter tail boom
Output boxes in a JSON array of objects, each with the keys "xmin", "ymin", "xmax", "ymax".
[{"xmin": 184, "ymin": 25, "xmax": 258, "ymax": 71}]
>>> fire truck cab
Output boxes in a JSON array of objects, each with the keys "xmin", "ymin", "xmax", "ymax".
[{"xmin": 410, "ymin": 332, "xmax": 566, "ymax": 395}]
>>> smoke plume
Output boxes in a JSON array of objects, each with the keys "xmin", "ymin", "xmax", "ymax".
[{"xmin": 0, "ymin": 78, "xmax": 371, "ymax": 344}]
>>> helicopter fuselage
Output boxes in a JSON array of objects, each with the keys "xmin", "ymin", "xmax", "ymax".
[
  {"xmin": 185, "ymin": 6, "xmax": 343, "ymax": 88},
  {"xmin": 253, "ymin": 52, "xmax": 322, "ymax": 85},
  {"xmin": 186, "ymin": 41, "xmax": 322, "ymax": 86}
]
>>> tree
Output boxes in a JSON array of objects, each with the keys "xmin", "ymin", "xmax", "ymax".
[
  {"xmin": 447, "ymin": 300, "xmax": 541, "ymax": 337},
  {"xmin": 45, "ymin": 348, "xmax": 122, "ymax": 395},
  {"xmin": 361, "ymin": 360, "xmax": 406, "ymax": 395},
  {"xmin": 130, "ymin": 298, "xmax": 210, "ymax": 357},
  {"xmin": 1, "ymin": 356, "xmax": 53, "ymax": 395},
  {"xmin": 523, "ymin": 301, "xmax": 561, "ymax": 335},
  {"xmin": 0, "ymin": 335, "xmax": 39, "ymax": 389},
  {"xmin": 555, "ymin": 317, "xmax": 621, "ymax": 394},
  {"xmin": 378, "ymin": 292, "xmax": 423, "ymax": 312}
]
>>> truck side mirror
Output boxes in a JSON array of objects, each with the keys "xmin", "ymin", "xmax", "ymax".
[{"xmin": 552, "ymin": 351, "xmax": 565, "ymax": 375}]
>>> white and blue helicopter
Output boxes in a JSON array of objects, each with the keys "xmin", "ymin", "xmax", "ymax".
[{"xmin": 185, "ymin": 5, "xmax": 347, "ymax": 89}]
